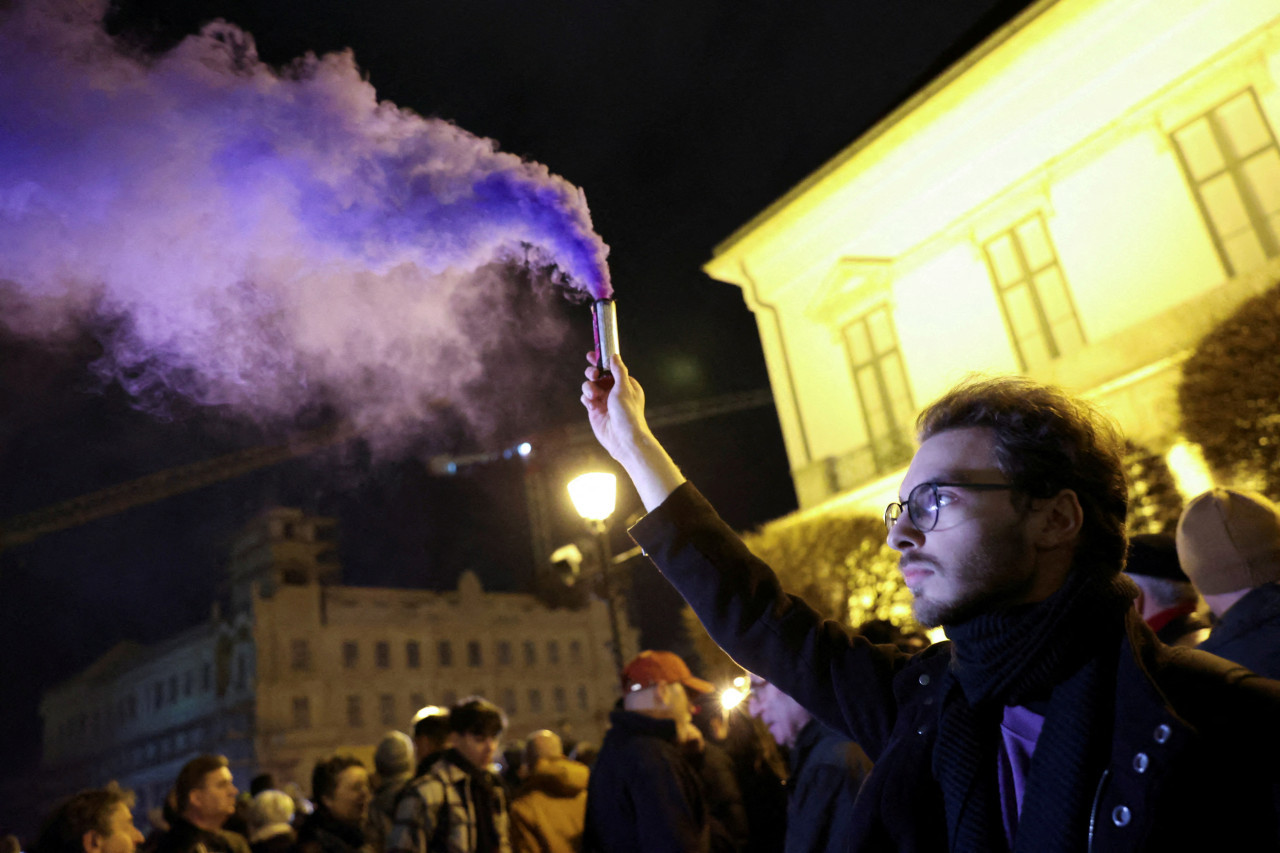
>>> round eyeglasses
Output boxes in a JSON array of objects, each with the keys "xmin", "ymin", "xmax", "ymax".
[{"xmin": 884, "ymin": 482, "xmax": 1015, "ymax": 532}]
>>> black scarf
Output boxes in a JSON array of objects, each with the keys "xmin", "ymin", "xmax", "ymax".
[
  {"xmin": 933, "ymin": 569, "xmax": 1137, "ymax": 853},
  {"xmin": 298, "ymin": 804, "xmax": 366, "ymax": 853}
]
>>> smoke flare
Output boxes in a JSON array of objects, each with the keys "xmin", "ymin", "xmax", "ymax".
[{"xmin": 0, "ymin": 0, "xmax": 611, "ymax": 449}]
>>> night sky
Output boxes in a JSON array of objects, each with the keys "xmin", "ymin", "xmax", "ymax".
[{"xmin": 0, "ymin": 0, "xmax": 1034, "ymax": 811}]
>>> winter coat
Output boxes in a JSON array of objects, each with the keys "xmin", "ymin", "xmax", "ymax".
[
  {"xmin": 631, "ymin": 483, "xmax": 1280, "ymax": 852},
  {"xmin": 786, "ymin": 720, "xmax": 872, "ymax": 853},
  {"xmin": 152, "ymin": 819, "xmax": 251, "ymax": 853},
  {"xmin": 387, "ymin": 752, "xmax": 511, "ymax": 853},
  {"xmin": 1198, "ymin": 582, "xmax": 1280, "ymax": 678},
  {"xmin": 509, "ymin": 757, "xmax": 589, "ymax": 853}
]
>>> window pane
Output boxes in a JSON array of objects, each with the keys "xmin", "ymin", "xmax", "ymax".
[
  {"xmin": 376, "ymin": 642, "xmax": 390, "ymax": 669},
  {"xmin": 1217, "ymin": 93, "xmax": 1271, "ymax": 158},
  {"xmin": 497, "ymin": 641, "xmax": 512, "ymax": 666},
  {"xmin": 523, "ymin": 641, "xmax": 537, "ymax": 666},
  {"xmin": 467, "ymin": 641, "xmax": 482, "ymax": 667},
  {"xmin": 1004, "ymin": 285, "xmax": 1040, "ymax": 339},
  {"xmin": 867, "ymin": 308, "xmax": 895, "ymax": 355},
  {"xmin": 438, "ymin": 641, "xmax": 453, "ymax": 667},
  {"xmin": 1016, "ymin": 218, "xmax": 1054, "ymax": 271},
  {"xmin": 880, "ymin": 353, "xmax": 911, "ymax": 426},
  {"xmin": 1020, "ymin": 332, "xmax": 1052, "ymax": 371},
  {"xmin": 985, "ymin": 234, "xmax": 1023, "ymax": 286},
  {"xmin": 577, "ymin": 686, "xmax": 589, "ymax": 710},
  {"xmin": 406, "ymin": 641, "xmax": 421, "ymax": 669},
  {"xmin": 380, "ymin": 694, "xmax": 396, "ymax": 725},
  {"xmin": 1243, "ymin": 150, "xmax": 1280, "ymax": 216},
  {"xmin": 1175, "ymin": 119, "xmax": 1225, "ymax": 181},
  {"xmin": 554, "ymin": 687, "xmax": 567, "ymax": 712},
  {"xmin": 547, "ymin": 641, "xmax": 560, "ymax": 665},
  {"xmin": 1051, "ymin": 317, "xmax": 1085, "ymax": 358},
  {"xmin": 858, "ymin": 366, "xmax": 889, "ymax": 439},
  {"xmin": 1201, "ymin": 173, "xmax": 1252, "ymax": 235},
  {"xmin": 528, "ymin": 689, "xmax": 543, "ymax": 713},
  {"xmin": 1034, "ymin": 269, "xmax": 1074, "ymax": 325},
  {"xmin": 845, "ymin": 321, "xmax": 871, "ymax": 365},
  {"xmin": 1224, "ymin": 229, "xmax": 1267, "ymax": 275}
]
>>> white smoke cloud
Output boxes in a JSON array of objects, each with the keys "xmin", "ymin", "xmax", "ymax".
[{"xmin": 0, "ymin": 0, "xmax": 610, "ymax": 450}]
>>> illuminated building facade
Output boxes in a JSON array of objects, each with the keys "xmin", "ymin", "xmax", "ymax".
[
  {"xmin": 705, "ymin": 0, "xmax": 1280, "ymax": 516},
  {"xmin": 39, "ymin": 507, "xmax": 635, "ymax": 821}
]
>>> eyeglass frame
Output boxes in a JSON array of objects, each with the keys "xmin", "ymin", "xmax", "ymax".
[{"xmin": 884, "ymin": 481, "xmax": 1016, "ymax": 532}]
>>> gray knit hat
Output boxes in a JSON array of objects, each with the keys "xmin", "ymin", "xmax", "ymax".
[
  {"xmin": 374, "ymin": 730, "xmax": 415, "ymax": 777},
  {"xmin": 1176, "ymin": 487, "xmax": 1280, "ymax": 594}
]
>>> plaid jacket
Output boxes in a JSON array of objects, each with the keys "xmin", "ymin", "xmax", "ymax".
[{"xmin": 386, "ymin": 753, "xmax": 512, "ymax": 853}]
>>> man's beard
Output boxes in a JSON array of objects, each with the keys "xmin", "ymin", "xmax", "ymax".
[{"xmin": 909, "ymin": 521, "xmax": 1037, "ymax": 627}]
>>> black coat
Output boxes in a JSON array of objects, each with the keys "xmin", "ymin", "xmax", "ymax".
[
  {"xmin": 632, "ymin": 483, "xmax": 1280, "ymax": 852},
  {"xmin": 1198, "ymin": 582, "xmax": 1280, "ymax": 679},
  {"xmin": 786, "ymin": 720, "xmax": 872, "ymax": 853},
  {"xmin": 583, "ymin": 709, "xmax": 712, "ymax": 853}
]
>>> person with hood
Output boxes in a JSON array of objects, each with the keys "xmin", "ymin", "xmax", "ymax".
[
  {"xmin": 296, "ymin": 756, "xmax": 372, "ymax": 853},
  {"xmin": 370, "ymin": 732, "xmax": 417, "ymax": 852},
  {"xmin": 1178, "ymin": 487, "xmax": 1280, "ymax": 677},
  {"xmin": 509, "ymin": 731, "xmax": 589, "ymax": 853}
]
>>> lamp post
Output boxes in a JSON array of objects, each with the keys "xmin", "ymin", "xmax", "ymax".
[{"xmin": 567, "ymin": 472, "xmax": 625, "ymax": 676}]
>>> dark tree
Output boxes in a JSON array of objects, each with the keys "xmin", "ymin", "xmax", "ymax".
[{"xmin": 1125, "ymin": 441, "xmax": 1184, "ymax": 535}]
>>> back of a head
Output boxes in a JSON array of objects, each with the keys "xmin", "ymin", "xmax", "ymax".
[
  {"xmin": 248, "ymin": 773, "xmax": 277, "ymax": 798},
  {"xmin": 1177, "ymin": 487, "xmax": 1280, "ymax": 594},
  {"xmin": 917, "ymin": 375, "xmax": 1129, "ymax": 574},
  {"xmin": 33, "ymin": 784, "xmax": 133, "ymax": 853},
  {"xmin": 174, "ymin": 754, "xmax": 228, "ymax": 815},
  {"xmin": 248, "ymin": 790, "xmax": 295, "ymax": 842},
  {"xmin": 449, "ymin": 697, "xmax": 507, "ymax": 738},
  {"xmin": 1126, "ymin": 533, "xmax": 1197, "ymax": 607},
  {"xmin": 523, "ymin": 729, "xmax": 564, "ymax": 771},
  {"xmin": 413, "ymin": 705, "xmax": 451, "ymax": 747},
  {"xmin": 374, "ymin": 730, "xmax": 415, "ymax": 778}
]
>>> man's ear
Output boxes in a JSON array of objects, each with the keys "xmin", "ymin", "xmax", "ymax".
[
  {"xmin": 1033, "ymin": 489, "xmax": 1084, "ymax": 549},
  {"xmin": 82, "ymin": 830, "xmax": 103, "ymax": 853}
]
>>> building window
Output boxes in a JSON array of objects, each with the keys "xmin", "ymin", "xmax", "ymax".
[
  {"xmin": 982, "ymin": 214, "xmax": 1084, "ymax": 372},
  {"xmin": 841, "ymin": 305, "xmax": 916, "ymax": 474},
  {"xmin": 406, "ymin": 641, "xmax": 421, "ymax": 669},
  {"xmin": 1172, "ymin": 89, "xmax": 1280, "ymax": 276},
  {"xmin": 438, "ymin": 641, "xmax": 453, "ymax": 667},
  {"xmin": 553, "ymin": 686, "xmax": 567, "ymax": 713},
  {"xmin": 577, "ymin": 685, "xmax": 589, "ymax": 711},
  {"xmin": 375, "ymin": 641, "xmax": 391, "ymax": 669},
  {"xmin": 342, "ymin": 641, "xmax": 358, "ymax": 669},
  {"xmin": 523, "ymin": 641, "xmax": 537, "ymax": 666},
  {"xmin": 569, "ymin": 640, "xmax": 582, "ymax": 664},
  {"xmin": 500, "ymin": 688, "xmax": 517, "ymax": 715},
  {"xmin": 547, "ymin": 641, "xmax": 560, "ymax": 665},
  {"xmin": 379, "ymin": 694, "xmax": 396, "ymax": 726},
  {"xmin": 292, "ymin": 696, "xmax": 311, "ymax": 730},
  {"xmin": 528, "ymin": 689, "xmax": 543, "ymax": 713},
  {"xmin": 467, "ymin": 641, "xmax": 483, "ymax": 668},
  {"xmin": 497, "ymin": 641, "xmax": 512, "ymax": 666},
  {"xmin": 290, "ymin": 639, "xmax": 311, "ymax": 672},
  {"xmin": 346, "ymin": 695, "xmax": 363, "ymax": 728}
]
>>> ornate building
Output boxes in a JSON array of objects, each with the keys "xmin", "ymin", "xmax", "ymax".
[{"xmin": 40, "ymin": 507, "xmax": 636, "ymax": 822}]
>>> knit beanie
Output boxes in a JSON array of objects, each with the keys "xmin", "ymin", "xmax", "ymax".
[
  {"xmin": 1176, "ymin": 487, "xmax": 1280, "ymax": 594},
  {"xmin": 374, "ymin": 730, "xmax": 415, "ymax": 777}
]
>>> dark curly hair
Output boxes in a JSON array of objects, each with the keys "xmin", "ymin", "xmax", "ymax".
[
  {"xmin": 917, "ymin": 375, "xmax": 1128, "ymax": 575},
  {"xmin": 311, "ymin": 755, "xmax": 365, "ymax": 801}
]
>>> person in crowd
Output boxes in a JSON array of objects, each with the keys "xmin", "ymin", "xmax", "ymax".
[
  {"xmin": 369, "ymin": 731, "xmax": 417, "ymax": 852},
  {"xmin": 388, "ymin": 696, "xmax": 511, "ymax": 853},
  {"xmin": 715, "ymin": 704, "xmax": 788, "ymax": 853},
  {"xmin": 688, "ymin": 694, "xmax": 749, "ymax": 851},
  {"xmin": 249, "ymin": 775, "xmax": 278, "ymax": 799},
  {"xmin": 33, "ymin": 782, "xmax": 145, "ymax": 853},
  {"xmin": 411, "ymin": 706, "xmax": 453, "ymax": 778},
  {"xmin": 508, "ymin": 730, "xmax": 589, "ymax": 853},
  {"xmin": 296, "ymin": 756, "xmax": 372, "ymax": 853},
  {"xmin": 581, "ymin": 354, "xmax": 1280, "ymax": 850},
  {"xmin": 1178, "ymin": 486, "xmax": 1280, "ymax": 677},
  {"xmin": 2, "ymin": 836, "xmax": 20, "ymax": 853},
  {"xmin": 246, "ymin": 790, "xmax": 296, "ymax": 853},
  {"xmin": 583, "ymin": 649, "xmax": 721, "ymax": 853},
  {"xmin": 153, "ymin": 755, "xmax": 249, "ymax": 853},
  {"xmin": 748, "ymin": 675, "xmax": 871, "ymax": 853},
  {"xmin": 1123, "ymin": 532, "xmax": 1211, "ymax": 646}
]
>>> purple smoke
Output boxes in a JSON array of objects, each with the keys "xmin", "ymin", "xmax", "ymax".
[{"xmin": 0, "ymin": 0, "xmax": 611, "ymax": 449}]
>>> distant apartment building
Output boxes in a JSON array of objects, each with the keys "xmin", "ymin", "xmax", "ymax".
[
  {"xmin": 705, "ymin": 0, "xmax": 1280, "ymax": 517},
  {"xmin": 40, "ymin": 507, "xmax": 636, "ymax": 821}
]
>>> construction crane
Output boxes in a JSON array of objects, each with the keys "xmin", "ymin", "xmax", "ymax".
[{"xmin": 0, "ymin": 390, "xmax": 775, "ymax": 555}]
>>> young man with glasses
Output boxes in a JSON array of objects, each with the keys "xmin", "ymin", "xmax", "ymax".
[{"xmin": 581, "ymin": 353, "xmax": 1280, "ymax": 852}]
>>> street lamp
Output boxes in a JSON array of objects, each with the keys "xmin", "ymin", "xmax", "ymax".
[{"xmin": 567, "ymin": 472, "xmax": 625, "ymax": 675}]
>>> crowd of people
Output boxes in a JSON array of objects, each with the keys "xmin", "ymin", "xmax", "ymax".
[{"xmin": 22, "ymin": 358, "xmax": 1280, "ymax": 853}]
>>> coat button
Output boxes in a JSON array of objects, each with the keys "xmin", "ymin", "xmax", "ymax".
[
  {"xmin": 916, "ymin": 725, "xmax": 928, "ymax": 736},
  {"xmin": 1112, "ymin": 805, "xmax": 1131, "ymax": 827},
  {"xmin": 1132, "ymin": 752, "xmax": 1149, "ymax": 773},
  {"xmin": 1153, "ymin": 724, "xmax": 1171, "ymax": 744},
  {"xmin": 918, "ymin": 674, "xmax": 931, "ymax": 686}
]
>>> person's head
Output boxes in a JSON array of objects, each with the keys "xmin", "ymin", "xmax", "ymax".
[
  {"xmin": 886, "ymin": 376, "xmax": 1127, "ymax": 626},
  {"xmin": 521, "ymin": 730, "xmax": 564, "ymax": 777},
  {"xmin": 248, "ymin": 773, "xmax": 277, "ymax": 798},
  {"xmin": 1124, "ymin": 533, "xmax": 1198, "ymax": 619},
  {"xmin": 746, "ymin": 674, "xmax": 812, "ymax": 748},
  {"xmin": 311, "ymin": 755, "xmax": 371, "ymax": 824},
  {"xmin": 246, "ymin": 790, "xmax": 295, "ymax": 844},
  {"xmin": 33, "ymin": 783, "xmax": 144, "ymax": 853},
  {"xmin": 412, "ymin": 705, "xmax": 452, "ymax": 757},
  {"xmin": 174, "ymin": 755, "xmax": 237, "ymax": 828},
  {"xmin": 1177, "ymin": 487, "xmax": 1280, "ymax": 617},
  {"xmin": 373, "ymin": 730, "xmax": 415, "ymax": 780},
  {"xmin": 620, "ymin": 650, "xmax": 713, "ymax": 725},
  {"xmin": 449, "ymin": 697, "xmax": 507, "ymax": 769}
]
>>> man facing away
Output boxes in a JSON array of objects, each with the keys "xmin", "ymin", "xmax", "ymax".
[
  {"xmin": 1177, "ymin": 486, "xmax": 1280, "ymax": 678},
  {"xmin": 581, "ymin": 353, "xmax": 1280, "ymax": 851},
  {"xmin": 1123, "ymin": 533, "xmax": 1211, "ymax": 647},
  {"xmin": 583, "ymin": 650, "xmax": 720, "ymax": 853},
  {"xmin": 153, "ymin": 755, "xmax": 249, "ymax": 853},
  {"xmin": 33, "ymin": 783, "xmax": 146, "ymax": 853},
  {"xmin": 509, "ymin": 730, "xmax": 589, "ymax": 853},
  {"xmin": 388, "ymin": 697, "xmax": 511, "ymax": 853},
  {"xmin": 747, "ymin": 676, "xmax": 871, "ymax": 853}
]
